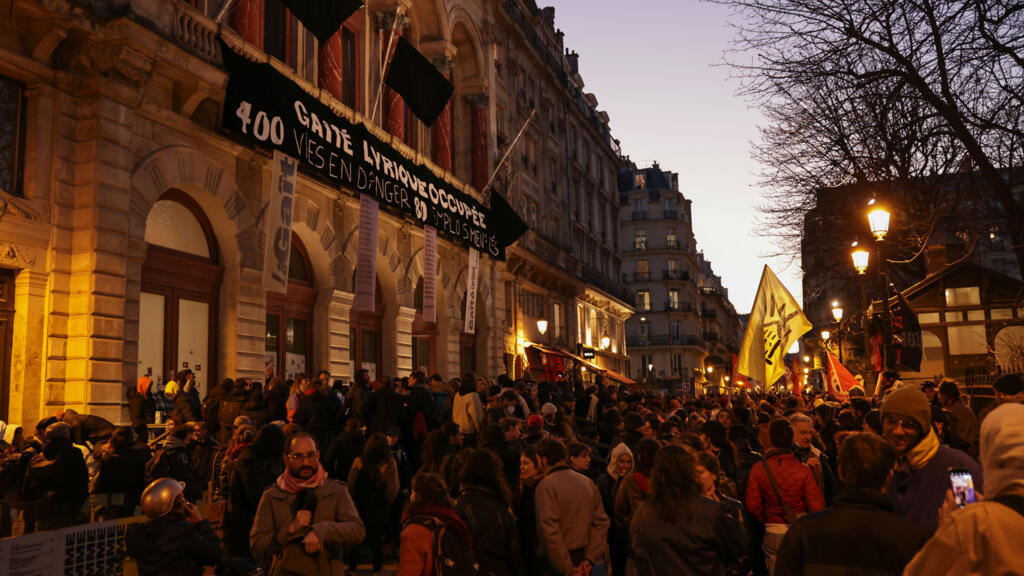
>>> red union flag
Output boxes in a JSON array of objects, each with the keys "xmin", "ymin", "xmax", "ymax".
[{"xmin": 826, "ymin": 351, "xmax": 860, "ymax": 400}]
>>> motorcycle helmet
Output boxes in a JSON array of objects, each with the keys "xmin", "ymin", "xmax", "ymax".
[{"xmin": 140, "ymin": 477, "xmax": 185, "ymax": 518}]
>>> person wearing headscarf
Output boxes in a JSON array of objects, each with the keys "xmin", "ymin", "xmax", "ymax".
[
  {"xmin": 904, "ymin": 403, "xmax": 1024, "ymax": 574},
  {"xmin": 129, "ymin": 376, "xmax": 157, "ymax": 426},
  {"xmin": 595, "ymin": 443, "xmax": 633, "ymax": 576}
]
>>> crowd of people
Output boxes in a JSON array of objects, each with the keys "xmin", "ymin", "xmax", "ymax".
[{"xmin": 0, "ymin": 366, "xmax": 1023, "ymax": 576}]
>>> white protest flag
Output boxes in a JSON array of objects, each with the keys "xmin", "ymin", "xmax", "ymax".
[
  {"xmin": 463, "ymin": 248, "xmax": 480, "ymax": 334},
  {"xmin": 423, "ymin": 226, "xmax": 437, "ymax": 324},
  {"xmin": 354, "ymin": 194, "xmax": 378, "ymax": 312},
  {"xmin": 264, "ymin": 151, "xmax": 298, "ymax": 294},
  {"xmin": 737, "ymin": 265, "xmax": 813, "ymax": 386}
]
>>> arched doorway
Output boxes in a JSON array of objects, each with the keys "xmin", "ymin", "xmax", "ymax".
[
  {"xmin": 412, "ymin": 278, "xmax": 436, "ymax": 374},
  {"xmin": 350, "ymin": 275, "xmax": 384, "ymax": 381},
  {"xmin": 265, "ymin": 234, "xmax": 318, "ymax": 381},
  {"xmin": 139, "ymin": 191, "xmax": 222, "ymax": 397}
]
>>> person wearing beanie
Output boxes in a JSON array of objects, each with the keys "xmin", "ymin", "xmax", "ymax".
[
  {"xmin": 882, "ymin": 386, "xmax": 982, "ymax": 532},
  {"xmin": 992, "ymin": 373, "xmax": 1024, "ymax": 405},
  {"xmin": 128, "ymin": 376, "xmax": 157, "ymax": 427},
  {"xmin": 904, "ymin": 403, "xmax": 1024, "ymax": 574}
]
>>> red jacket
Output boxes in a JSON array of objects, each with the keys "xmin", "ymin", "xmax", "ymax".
[{"xmin": 745, "ymin": 452, "xmax": 824, "ymax": 524}]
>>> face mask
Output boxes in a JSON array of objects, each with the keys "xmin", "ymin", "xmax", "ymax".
[{"xmin": 505, "ymin": 405, "xmax": 516, "ymax": 415}]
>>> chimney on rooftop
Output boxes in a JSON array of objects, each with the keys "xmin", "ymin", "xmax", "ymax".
[
  {"xmin": 566, "ymin": 50, "xmax": 579, "ymax": 74},
  {"xmin": 541, "ymin": 7, "xmax": 555, "ymax": 26}
]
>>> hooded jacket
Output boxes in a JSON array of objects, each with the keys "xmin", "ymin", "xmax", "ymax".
[
  {"xmin": 904, "ymin": 403, "xmax": 1024, "ymax": 575},
  {"xmin": 596, "ymin": 443, "xmax": 633, "ymax": 516},
  {"xmin": 127, "ymin": 516, "xmax": 223, "ymax": 576}
]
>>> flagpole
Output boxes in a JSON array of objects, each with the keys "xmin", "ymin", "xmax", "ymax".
[
  {"xmin": 480, "ymin": 108, "xmax": 536, "ymax": 195},
  {"xmin": 372, "ymin": 5, "xmax": 403, "ymax": 126},
  {"xmin": 213, "ymin": 0, "xmax": 236, "ymax": 25}
]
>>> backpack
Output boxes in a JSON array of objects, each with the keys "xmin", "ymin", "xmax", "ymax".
[{"xmin": 402, "ymin": 515, "xmax": 478, "ymax": 576}]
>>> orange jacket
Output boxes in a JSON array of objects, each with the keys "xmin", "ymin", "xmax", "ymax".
[{"xmin": 398, "ymin": 523, "xmax": 433, "ymax": 576}]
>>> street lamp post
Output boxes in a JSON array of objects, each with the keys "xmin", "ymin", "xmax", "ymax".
[
  {"xmin": 868, "ymin": 205, "xmax": 893, "ymax": 374},
  {"xmin": 830, "ymin": 300, "xmax": 844, "ymax": 363}
]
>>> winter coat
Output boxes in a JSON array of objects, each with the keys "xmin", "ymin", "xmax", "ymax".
[
  {"xmin": 226, "ymin": 449, "xmax": 284, "ymax": 556},
  {"xmin": 146, "ymin": 437, "xmax": 200, "ymax": 502},
  {"xmin": 515, "ymin": 480, "xmax": 539, "ymax": 575},
  {"xmin": 629, "ymin": 495, "xmax": 747, "ymax": 576},
  {"xmin": 126, "ymin": 516, "xmax": 223, "ymax": 576},
  {"xmin": 346, "ymin": 456, "xmax": 401, "ymax": 508},
  {"xmin": 250, "ymin": 478, "xmax": 366, "ymax": 576},
  {"xmin": 325, "ymin": 430, "xmax": 365, "ymax": 480},
  {"xmin": 457, "ymin": 484, "xmax": 523, "ymax": 576},
  {"xmin": 20, "ymin": 438, "xmax": 89, "ymax": 529},
  {"xmin": 946, "ymin": 399, "xmax": 979, "ymax": 448},
  {"xmin": 535, "ymin": 465, "xmax": 610, "ymax": 574},
  {"xmin": 904, "ymin": 496, "xmax": 1024, "ymax": 575},
  {"xmin": 188, "ymin": 437, "xmax": 218, "ymax": 489},
  {"xmin": 263, "ymin": 384, "xmax": 289, "ymax": 423},
  {"xmin": 887, "ymin": 444, "xmax": 983, "ymax": 533},
  {"xmin": 295, "ymin": 388, "xmax": 339, "ymax": 432},
  {"xmin": 453, "ymin": 391, "xmax": 485, "ymax": 435},
  {"xmin": 239, "ymin": 388, "xmax": 267, "ymax": 427},
  {"xmin": 365, "ymin": 387, "xmax": 401, "ymax": 436},
  {"xmin": 614, "ymin": 472, "xmax": 648, "ymax": 530},
  {"xmin": 774, "ymin": 487, "xmax": 930, "ymax": 575},
  {"xmin": 98, "ymin": 446, "xmax": 148, "ymax": 514},
  {"xmin": 63, "ymin": 413, "xmax": 115, "ymax": 447},
  {"xmin": 174, "ymin": 387, "xmax": 202, "ymax": 422},
  {"xmin": 744, "ymin": 451, "xmax": 825, "ymax": 525},
  {"xmin": 127, "ymin": 388, "xmax": 156, "ymax": 426}
]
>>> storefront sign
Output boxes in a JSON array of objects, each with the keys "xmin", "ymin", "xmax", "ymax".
[
  {"xmin": 264, "ymin": 150, "xmax": 298, "ymax": 294},
  {"xmin": 423, "ymin": 226, "xmax": 437, "ymax": 323},
  {"xmin": 463, "ymin": 248, "xmax": 480, "ymax": 334},
  {"xmin": 581, "ymin": 347, "xmax": 596, "ymax": 360},
  {"xmin": 220, "ymin": 41, "xmax": 525, "ymax": 260},
  {"xmin": 354, "ymin": 194, "xmax": 378, "ymax": 313}
]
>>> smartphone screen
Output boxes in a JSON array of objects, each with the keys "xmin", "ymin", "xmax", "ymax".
[{"xmin": 950, "ymin": 468, "xmax": 977, "ymax": 507}]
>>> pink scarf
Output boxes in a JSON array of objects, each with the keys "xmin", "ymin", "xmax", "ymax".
[{"xmin": 276, "ymin": 463, "xmax": 328, "ymax": 494}]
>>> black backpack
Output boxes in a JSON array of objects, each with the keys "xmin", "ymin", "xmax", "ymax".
[{"xmin": 402, "ymin": 515, "xmax": 478, "ymax": 576}]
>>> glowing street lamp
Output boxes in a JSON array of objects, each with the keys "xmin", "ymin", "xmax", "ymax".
[
  {"xmin": 706, "ymin": 366, "xmax": 714, "ymax": 374},
  {"xmin": 536, "ymin": 318, "xmax": 548, "ymax": 335},
  {"xmin": 821, "ymin": 330, "xmax": 831, "ymax": 341},
  {"xmin": 802, "ymin": 355, "xmax": 810, "ymax": 364},
  {"xmin": 600, "ymin": 334, "xmax": 611, "ymax": 350},
  {"xmin": 868, "ymin": 207, "xmax": 891, "ymax": 241},
  {"xmin": 831, "ymin": 301, "xmax": 843, "ymax": 322},
  {"xmin": 851, "ymin": 247, "xmax": 870, "ymax": 274}
]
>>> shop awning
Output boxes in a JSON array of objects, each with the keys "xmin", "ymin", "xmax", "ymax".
[
  {"xmin": 528, "ymin": 344, "xmax": 604, "ymax": 373},
  {"xmin": 603, "ymin": 369, "xmax": 637, "ymax": 386}
]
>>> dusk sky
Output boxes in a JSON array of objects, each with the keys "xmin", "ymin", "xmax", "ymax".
[{"xmin": 547, "ymin": 0, "xmax": 805, "ymax": 312}]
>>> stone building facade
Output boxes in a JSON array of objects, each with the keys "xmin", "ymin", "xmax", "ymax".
[
  {"xmin": 0, "ymin": 0, "xmax": 637, "ymax": 427},
  {"xmin": 618, "ymin": 161, "xmax": 743, "ymax": 390}
]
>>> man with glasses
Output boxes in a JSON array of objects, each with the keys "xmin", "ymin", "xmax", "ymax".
[
  {"xmin": 882, "ymin": 386, "xmax": 982, "ymax": 532},
  {"xmin": 251, "ymin": 432, "xmax": 365, "ymax": 574}
]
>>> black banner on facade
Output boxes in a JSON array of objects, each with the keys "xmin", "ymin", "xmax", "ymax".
[{"xmin": 219, "ymin": 41, "xmax": 525, "ymax": 260}]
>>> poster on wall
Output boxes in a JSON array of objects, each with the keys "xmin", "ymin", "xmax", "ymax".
[
  {"xmin": 219, "ymin": 40, "xmax": 526, "ymax": 260},
  {"xmin": 286, "ymin": 352, "xmax": 306, "ymax": 380},
  {"xmin": 463, "ymin": 248, "xmax": 480, "ymax": 334},
  {"xmin": 264, "ymin": 150, "xmax": 298, "ymax": 294}
]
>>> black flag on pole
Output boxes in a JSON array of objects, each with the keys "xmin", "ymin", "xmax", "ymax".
[
  {"xmin": 385, "ymin": 36, "xmax": 455, "ymax": 127},
  {"xmin": 487, "ymin": 192, "xmax": 528, "ymax": 249},
  {"xmin": 279, "ymin": 0, "xmax": 363, "ymax": 43}
]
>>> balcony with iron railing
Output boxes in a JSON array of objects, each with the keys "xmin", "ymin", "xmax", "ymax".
[
  {"xmin": 627, "ymin": 334, "xmax": 706, "ymax": 348},
  {"xmin": 664, "ymin": 301, "xmax": 696, "ymax": 313},
  {"xmin": 663, "ymin": 269, "xmax": 690, "ymax": 281},
  {"xmin": 629, "ymin": 271, "xmax": 651, "ymax": 282}
]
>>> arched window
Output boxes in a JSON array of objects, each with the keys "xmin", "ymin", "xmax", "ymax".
[
  {"xmin": 266, "ymin": 234, "xmax": 318, "ymax": 381},
  {"xmin": 140, "ymin": 191, "xmax": 222, "ymax": 398}
]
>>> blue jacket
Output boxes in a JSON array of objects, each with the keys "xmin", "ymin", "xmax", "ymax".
[{"xmin": 888, "ymin": 444, "xmax": 982, "ymax": 532}]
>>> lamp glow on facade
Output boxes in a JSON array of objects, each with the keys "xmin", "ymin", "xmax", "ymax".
[
  {"xmin": 831, "ymin": 301, "xmax": 843, "ymax": 322},
  {"xmin": 868, "ymin": 207, "xmax": 891, "ymax": 240},
  {"xmin": 536, "ymin": 319, "xmax": 548, "ymax": 335},
  {"xmin": 852, "ymin": 248, "xmax": 870, "ymax": 274}
]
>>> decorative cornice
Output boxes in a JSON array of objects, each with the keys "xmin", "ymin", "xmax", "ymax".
[{"xmin": 0, "ymin": 243, "xmax": 37, "ymax": 268}]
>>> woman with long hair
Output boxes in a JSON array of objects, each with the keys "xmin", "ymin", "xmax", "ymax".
[
  {"xmin": 700, "ymin": 420, "xmax": 740, "ymax": 484},
  {"xmin": 225, "ymin": 423, "xmax": 286, "ymax": 556},
  {"xmin": 457, "ymin": 450, "xmax": 522, "ymax": 576},
  {"xmin": 347, "ymin": 433, "xmax": 400, "ymax": 574},
  {"xmin": 453, "ymin": 373, "xmax": 485, "ymax": 448},
  {"xmin": 515, "ymin": 445, "xmax": 543, "ymax": 576},
  {"xmin": 631, "ymin": 445, "xmax": 746, "ymax": 575}
]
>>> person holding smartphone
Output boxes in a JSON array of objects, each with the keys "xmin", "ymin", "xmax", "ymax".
[
  {"xmin": 126, "ymin": 478, "xmax": 224, "ymax": 576},
  {"xmin": 904, "ymin": 402, "xmax": 1024, "ymax": 574},
  {"xmin": 881, "ymin": 386, "xmax": 982, "ymax": 533}
]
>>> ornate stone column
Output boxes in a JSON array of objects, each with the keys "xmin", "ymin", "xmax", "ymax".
[
  {"xmin": 374, "ymin": 10, "xmax": 410, "ymax": 138},
  {"xmin": 467, "ymin": 93, "xmax": 490, "ymax": 191},
  {"xmin": 230, "ymin": 0, "xmax": 262, "ymax": 47},
  {"xmin": 318, "ymin": 32, "xmax": 344, "ymax": 102},
  {"xmin": 430, "ymin": 56, "xmax": 455, "ymax": 171}
]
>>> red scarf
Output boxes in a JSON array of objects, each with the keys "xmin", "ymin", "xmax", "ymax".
[
  {"xmin": 277, "ymin": 463, "xmax": 328, "ymax": 494},
  {"xmin": 228, "ymin": 440, "xmax": 252, "ymax": 460},
  {"xmin": 635, "ymin": 472, "xmax": 649, "ymax": 493}
]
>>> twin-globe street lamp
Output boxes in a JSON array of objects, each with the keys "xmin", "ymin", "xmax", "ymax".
[
  {"xmin": 849, "ymin": 202, "xmax": 893, "ymax": 377},
  {"xmin": 820, "ymin": 300, "xmax": 844, "ymax": 362}
]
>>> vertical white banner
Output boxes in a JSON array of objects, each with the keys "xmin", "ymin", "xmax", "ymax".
[
  {"xmin": 264, "ymin": 151, "xmax": 298, "ymax": 294},
  {"xmin": 423, "ymin": 226, "xmax": 437, "ymax": 324},
  {"xmin": 463, "ymin": 248, "xmax": 480, "ymax": 334},
  {"xmin": 354, "ymin": 194, "xmax": 378, "ymax": 312}
]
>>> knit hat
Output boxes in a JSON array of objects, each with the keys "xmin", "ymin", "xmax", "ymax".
[
  {"xmin": 163, "ymin": 380, "xmax": 179, "ymax": 397},
  {"xmin": 540, "ymin": 403, "xmax": 557, "ymax": 416},
  {"xmin": 848, "ymin": 385, "xmax": 866, "ymax": 398},
  {"xmin": 526, "ymin": 414, "xmax": 545, "ymax": 428},
  {"xmin": 881, "ymin": 385, "xmax": 931, "ymax": 433}
]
